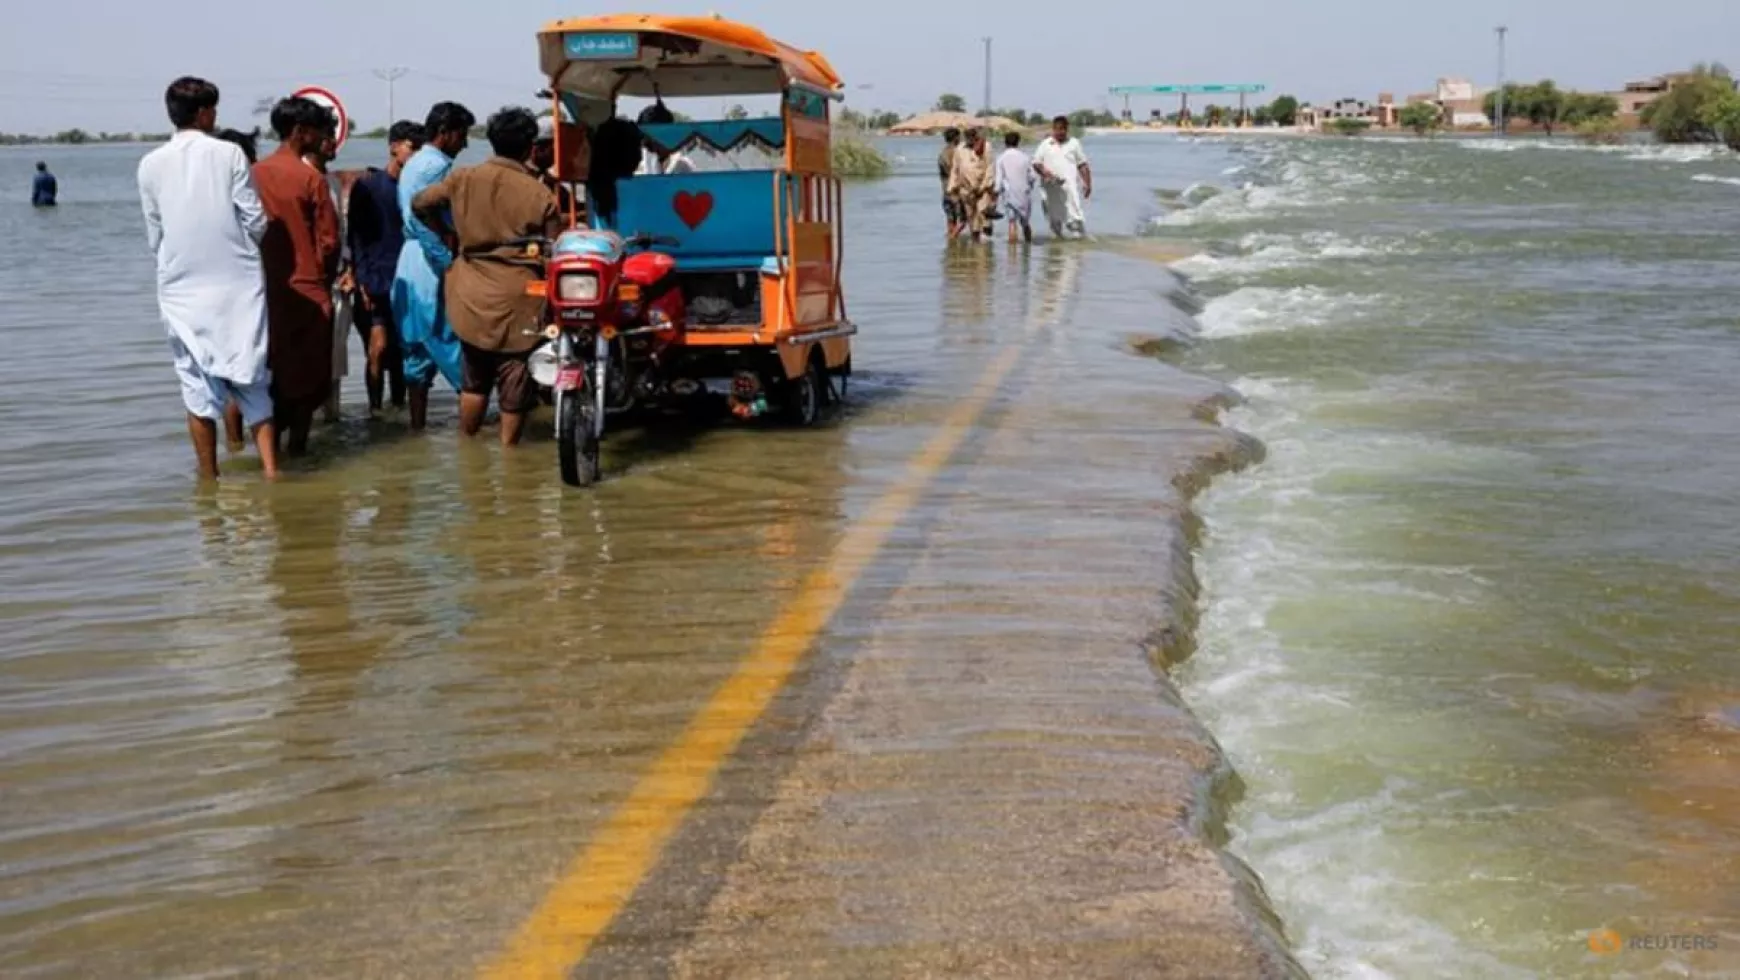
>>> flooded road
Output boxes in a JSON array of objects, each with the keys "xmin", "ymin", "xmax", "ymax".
[
  {"xmin": 2, "ymin": 139, "xmax": 1296, "ymax": 977},
  {"xmin": 8, "ymin": 131, "xmax": 1740, "ymax": 979}
]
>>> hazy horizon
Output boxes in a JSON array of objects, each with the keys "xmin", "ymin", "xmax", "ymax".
[{"xmin": 3, "ymin": 0, "xmax": 1736, "ymax": 134}]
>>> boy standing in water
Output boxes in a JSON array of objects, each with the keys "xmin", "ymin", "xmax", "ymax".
[
  {"xmin": 994, "ymin": 131, "xmax": 1035, "ymax": 244},
  {"xmin": 137, "ymin": 76, "xmax": 277, "ymax": 479},
  {"xmin": 32, "ymin": 162, "xmax": 56, "ymax": 207},
  {"xmin": 346, "ymin": 120, "xmax": 423, "ymax": 414}
]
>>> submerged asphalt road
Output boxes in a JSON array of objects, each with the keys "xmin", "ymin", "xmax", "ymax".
[{"xmin": 2, "ymin": 140, "xmax": 1301, "ymax": 978}]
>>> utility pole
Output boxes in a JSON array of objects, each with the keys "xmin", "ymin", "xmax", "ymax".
[
  {"xmin": 374, "ymin": 66, "xmax": 409, "ymax": 125},
  {"xmin": 981, "ymin": 37, "xmax": 992, "ymax": 115},
  {"xmin": 1493, "ymin": 26, "xmax": 1507, "ymax": 137}
]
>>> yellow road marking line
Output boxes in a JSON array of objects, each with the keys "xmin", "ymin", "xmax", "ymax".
[{"xmin": 480, "ymin": 342, "xmax": 1026, "ymax": 980}]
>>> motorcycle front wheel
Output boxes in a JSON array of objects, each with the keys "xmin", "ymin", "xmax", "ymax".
[{"xmin": 556, "ymin": 391, "xmax": 600, "ymax": 487}]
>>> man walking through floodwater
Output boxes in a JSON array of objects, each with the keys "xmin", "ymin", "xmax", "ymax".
[
  {"xmin": 411, "ymin": 106, "xmax": 559, "ymax": 447},
  {"xmin": 137, "ymin": 76, "xmax": 278, "ymax": 479},
  {"xmin": 392, "ymin": 101, "xmax": 474, "ymax": 431},
  {"xmin": 938, "ymin": 127, "xmax": 962, "ymax": 238},
  {"xmin": 253, "ymin": 96, "xmax": 342, "ymax": 456},
  {"xmin": 949, "ymin": 128, "xmax": 995, "ymax": 243},
  {"xmin": 1033, "ymin": 115, "xmax": 1092, "ymax": 239},
  {"xmin": 31, "ymin": 162, "xmax": 56, "ymax": 207}
]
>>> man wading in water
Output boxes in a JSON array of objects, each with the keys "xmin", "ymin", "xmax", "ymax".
[
  {"xmin": 137, "ymin": 76, "xmax": 278, "ymax": 479},
  {"xmin": 346, "ymin": 120, "xmax": 423, "ymax": 414},
  {"xmin": 411, "ymin": 106, "xmax": 560, "ymax": 447},
  {"xmin": 392, "ymin": 101, "xmax": 474, "ymax": 431},
  {"xmin": 937, "ymin": 127, "xmax": 963, "ymax": 239},
  {"xmin": 253, "ymin": 97, "xmax": 342, "ymax": 456},
  {"xmin": 1033, "ymin": 115, "xmax": 1092, "ymax": 239}
]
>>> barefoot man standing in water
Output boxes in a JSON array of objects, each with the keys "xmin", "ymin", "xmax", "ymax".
[
  {"xmin": 253, "ymin": 96, "xmax": 342, "ymax": 456},
  {"xmin": 137, "ymin": 76, "xmax": 278, "ymax": 480},
  {"xmin": 1034, "ymin": 115, "xmax": 1092, "ymax": 239},
  {"xmin": 392, "ymin": 101, "xmax": 474, "ymax": 431}
]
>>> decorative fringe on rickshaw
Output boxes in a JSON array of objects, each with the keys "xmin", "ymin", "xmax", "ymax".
[{"xmin": 638, "ymin": 119, "xmax": 786, "ymax": 157}]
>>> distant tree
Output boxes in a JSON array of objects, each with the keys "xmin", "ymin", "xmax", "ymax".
[
  {"xmin": 1328, "ymin": 117, "xmax": 1372, "ymax": 136},
  {"xmin": 1066, "ymin": 108, "xmax": 1116, "ymax": 129},
  {"xmin": 1482, "ymin": 83, "xmax": 1531, "ymax": 129},
  {"xmin": 1252, "ymin": 105, "xmax": 1274, "ymax": 126},
  {"xmin": 1561, "ymin": 92, "xmax": 1620, "ymax": 127},
  {"xmin": 1574, "ymin": 117, "xmax": 1627, "ymax": 146},
  {"xmin": 1644, "ymin": 63, "xmax": 1737, "ymax": 144},
  {"xmin": 54, "ymin": 128, "xmax": 91, "ymax": 144},
  {"xmin": 1524, "ymin": 80, "xmax": 1566, "ymax": 135},
  {"xmin": 934, "ymin": 93, "xmax": 967, "ymax": 113},
  {"xmin": 868, "ymin": 110, "xmax": 902, "ymax": 130},
  {"xmin": 1398, "ymin": 101, "xmax": 1443, "ymax": 136},
  {"xmin": 724, "ymin": 104, "xmax": 748, "ymax": 121},
  {"xmin": 1267, "ymin": 95, "xmax": 1300, "ymax": 127},
  {"xmin": 1705, "ymin": 90, "xmax": 1740, "ymax": 151},
  {"xmin": 1204, "ymin": 104, "xmax": 1225, "ymax": 126}
]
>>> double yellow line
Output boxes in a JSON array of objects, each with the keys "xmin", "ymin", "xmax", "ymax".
[{"xmin": 481, "ymin": 342, "xmax": 1027, "ymax": 979}]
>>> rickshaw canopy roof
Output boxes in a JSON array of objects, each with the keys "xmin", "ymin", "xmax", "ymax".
[{"xmin": 538, "ymin": 14, "xmax": 843, "ymax": 100}]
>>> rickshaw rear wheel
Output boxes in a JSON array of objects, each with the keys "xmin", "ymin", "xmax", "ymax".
[
  {"xmin": 780, "ymin": 357, "xmax": 823, "ymax": 427},
  {"xmin": 557, "ymin": 393, "xmax": 601, "ymax": 486}
]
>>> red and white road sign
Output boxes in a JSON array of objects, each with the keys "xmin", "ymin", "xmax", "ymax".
[{"xmin": 292, "ymin": 85, "xmax": 349, "ymax": 152}]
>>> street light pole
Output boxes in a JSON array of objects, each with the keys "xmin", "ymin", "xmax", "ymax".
[
  {"xmin": 981, "ymin": 37, "xmax": 992, "ymax": 115},
  {"xmin": 1493, "ymin": 26, "xmax": 1507, "ymax": 137},
  {"xmin": 374, "ymin": 66, "xmax": 409, "ymax": 125}
]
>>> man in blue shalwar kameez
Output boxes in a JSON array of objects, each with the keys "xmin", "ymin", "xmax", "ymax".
[{"xmin": 391, "ymin": 101, "xmax": 473, "ymax": 430}]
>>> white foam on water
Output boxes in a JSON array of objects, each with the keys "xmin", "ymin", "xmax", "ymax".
[
  {"xmin": 1186, "ymin": 373, "xmax": 1544, "ymax": 979},
  {"xmin": 1171, "ymin": 230, "xmax": 1416, "ymax": 280},
  {"xmin": 1455, "ymin": 138, "xmax": 1731, "ymax": 165},
  {"xmin": 1196, "ymin": 286, "xmax": 1374, "ymax": 337},
  {"xmin": 1692, "ymin": 172, "xmax": 1740, "ymax": 187}
]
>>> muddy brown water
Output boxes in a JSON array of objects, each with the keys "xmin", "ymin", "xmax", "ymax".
[{"xmin": 1, "ymin": 139, "xmax": 1264, "ymax": 976}]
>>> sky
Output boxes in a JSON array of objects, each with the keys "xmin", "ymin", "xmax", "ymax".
[{"xmin": 3, "ymin": 0, "xmax": 1738, "ymax": 134}]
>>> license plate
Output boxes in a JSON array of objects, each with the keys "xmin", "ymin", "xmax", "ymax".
[{"xmin": 556, "ymin": 366, "xmax": 584, "ymax": 391}]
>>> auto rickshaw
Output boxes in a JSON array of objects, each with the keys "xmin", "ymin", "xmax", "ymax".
[{"xmin": 527, "ymin": 14, "xmax": 855, "ymax": 483}]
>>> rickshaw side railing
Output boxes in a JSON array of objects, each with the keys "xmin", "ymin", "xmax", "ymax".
[{"xmin": 773, "ymin": 168, "xmax": 844, "ymax": 333}]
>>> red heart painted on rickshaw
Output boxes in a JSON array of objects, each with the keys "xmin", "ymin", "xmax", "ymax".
[{"xmin": 672, "ymin": 190, "xmax": 713, "ymax": 229}]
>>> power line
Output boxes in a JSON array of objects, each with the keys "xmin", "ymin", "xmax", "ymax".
[{"xmin": 373, "ymin": 66, "xmax": 408, "ymax": 124}]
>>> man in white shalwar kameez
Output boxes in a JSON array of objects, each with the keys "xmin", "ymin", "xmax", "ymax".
[
  {"xmin": 1032, "ymin": 115, "xmax": 1093, "ymax": 239},
  {"xmin": 137, "ymin": 76, "xmax": 278, "ymax": 479}
]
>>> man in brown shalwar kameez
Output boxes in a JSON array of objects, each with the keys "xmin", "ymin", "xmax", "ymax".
[
  {"xmin": 411, "ymin": 106, "xmax": 560, "ymax": 447},
  {"xmin": 253, "ymin": 96, "xmax": 341, "ymax": 455},
  {"xmin": 948, "ymin": 128, "xmax": 996, "ymax": 243}
]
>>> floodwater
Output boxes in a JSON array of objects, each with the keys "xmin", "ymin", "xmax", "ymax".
[
  {"xmin": 1152, "ymin": 135, "xmax": 1740, "ymax": 978},
  {"xmin": 1, "ymin": 137, "xmax": 1273, "ymax": 977},
  {"xmin": 2, "ymin": 131, "xmax": 1739, "ymax": 979}
]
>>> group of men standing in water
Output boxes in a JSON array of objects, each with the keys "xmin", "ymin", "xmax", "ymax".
[
  {"xmin": 939, "ymin": 115, "xmax": 1092, "ymax": 243},
  {"xmin": 138, "ymin": 75, "xmax": 569, "ymax": 480}
]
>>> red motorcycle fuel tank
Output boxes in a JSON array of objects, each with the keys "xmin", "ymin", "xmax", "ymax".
[
  {"xmin": 620, "ymin": 250, "xmax": 676, "ymax": 287},
  {"xmin": 620, "ymin": 251, "xmax": 685, "ymax": 332}
]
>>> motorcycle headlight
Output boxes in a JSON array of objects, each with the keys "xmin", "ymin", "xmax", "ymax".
[{"xmin": 557, "ymin": 272, "xmax": 599, "ymax": 302}]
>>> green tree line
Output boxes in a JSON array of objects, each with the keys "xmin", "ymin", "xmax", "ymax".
[
  {"xmin": 1, "ymin": 129, "xmax": 171, "ymax": 145},
  {"xmin": 1481, "ymin": 80, "xmax": 1619, "ymax": 136}
]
